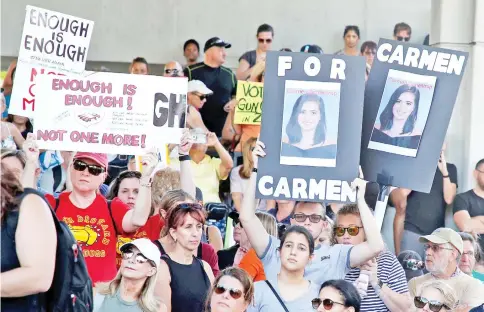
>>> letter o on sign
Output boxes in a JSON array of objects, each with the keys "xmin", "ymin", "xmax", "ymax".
[{"xmin": 304, "ymin": 56, "xmax": 321, "ymax": 77}]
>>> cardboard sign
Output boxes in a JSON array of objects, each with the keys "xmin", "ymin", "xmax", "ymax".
[
  {"xmin": 9, "ymin": 6, "xmax": 94, "ymax": 117},
  {"xmin": 33, "ymin": 72, "xmax": 188, "ymax": 154},
  {"xmin": 256, "ymin": 51, "xmax": 366, "ymax": 203},
  {"xmin": 234, "ymin": 81, "xmax": 263, "ymax": 125},
  {"xmin": 360, "ymin": 39, "xmax": 468, "ymax": 192}
]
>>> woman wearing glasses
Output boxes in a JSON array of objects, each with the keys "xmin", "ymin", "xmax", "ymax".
[
  {"xmin": 247, "ymin": 226, "xmax": 320, "ymax": 312},
  {"xmin": 235, "ymin": 24, "xmax": 274, "ymax": 81},
  {"xmin": 94, "ymin": 238, "xmax": 166, "ymax": 312},
  {"xmin": 412, "ymin": 280, "xmax": 457, "ymax": 312},
  {"xmin": 333, "ymin": 205, "xmax": 412, "ymax": 311},
  {"xmin": 155, "ymin": 201, "xmax": 215, "ymax": 312},
  {"xmin": 206, "ymin": 267, "xmax": 254, "ymax": 312},
  {"xmin": 312, "ymin": 280, "xmax": 361, "ymax": 312}
]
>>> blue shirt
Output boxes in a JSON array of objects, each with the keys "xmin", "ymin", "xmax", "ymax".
[{"xmin": 267, "ymin": 208, "xmax": 292, "ymax": 225}]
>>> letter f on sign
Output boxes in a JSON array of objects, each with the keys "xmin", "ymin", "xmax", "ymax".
[{"xmin": 278, "ymin": 56, "xmax": 292, "ymax": 76}]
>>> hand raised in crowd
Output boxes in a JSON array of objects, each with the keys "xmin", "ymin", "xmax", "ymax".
[
  {"xmin": 351, "ymin": 169, "xmax": 368, "ymax": 201},
  {"xmin": 178, "ymin": 129, "xmax": 194, "ymax": 156},
  {"xmin": 22, "ymin": 133, "xmax": 40, "ymax": 165},
  {"xmin": 251, "ymin": 140, "xmax": 266, "ymax": 169},
  {"xmin": 360, "ymin": 258, "xmax": 378, "ymax": 289},
  {"xmin": 437, "ymin": 150, "xmax": 449, "ymax": 175},
  {"xmin": 140, "ymin": 147, "xmax": 159, "ymax": 177},
  {"xmin": 206, "ymin": 132, "xmax": 219, "ymax": 147}
]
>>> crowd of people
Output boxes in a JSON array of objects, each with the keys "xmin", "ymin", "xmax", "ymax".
[{"xmin": 1, "ymin": 19, "xmax": 484, "ymax": 312}]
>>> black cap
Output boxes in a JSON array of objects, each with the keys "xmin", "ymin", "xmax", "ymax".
[
  {"xmin": 228, "ymin": 211, "xmax": 240, "ymax": 224},
  {"xmin": 397, "ymin": 250, "xmax": 424, "ymax": 281},
  {"xmin": 300, "ymin": 44, "xmax": 324, "ymax": 54},
  {"xmin": 204, "ymin": 37, "xmax": 232, "ymax": 52}
]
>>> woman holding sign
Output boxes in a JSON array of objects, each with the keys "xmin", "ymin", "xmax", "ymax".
[{"xmin": 281, "ymin": 94, "xmax": 336, "ymax": 161}]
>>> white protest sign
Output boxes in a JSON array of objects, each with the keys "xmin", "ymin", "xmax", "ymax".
[
  {"xmin": 34, "ymin": 72, "xmax": 188, "ymax": 154},
  {"xmin": 9, "ymin": 6, "xmax": 94, "ymax": 118}
]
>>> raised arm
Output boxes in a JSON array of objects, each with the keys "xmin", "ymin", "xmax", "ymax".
[
  {"xmin": 9, "ymin": 124, "xmax": 25, "ymax": 148},
  {"xmin": 20, "ymin": 134, "xmax": 39, "ymax": 189},
  {"xmin": 178, "ymin": 130, "xmax": 196, "ymax": 198},
  {"xmin": 238, "ymin": 140, "xmax": 270, "ymax": 257},
  {"xmin": 122, "ymin": 148, "xmax": 159, "ymax": 232},
  {"xmin": 349, "ymin": 178, "xmax": 385, "ymax": 267},
  {"xmin": 391, "ymin": 187, "xmax": 412, "ymax": 255},
  {"xmin": 207, "ymin": 132, "xmax": 233, "ymax": 179},
  {"xmin": 438, "ymin": 153, "xmax": 457, "ymax": 204}
]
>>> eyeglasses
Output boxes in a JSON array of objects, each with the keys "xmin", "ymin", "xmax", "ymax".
[
  {"xmin": 214, "ymin": 284, "xmax": 243, "ymax": 300},
  {"xmin": 164, "ymin": 68, "xmax": 180, "ymax": 76},
  {"xmin": 423, "ymin": 244, "xmax": 454, "ymax": 253},
  {"xmin": 414, "ymin": 296, "xmax": 450, "ymax": 311},
  {"xmin": 122, "ymin": 250, "xmax": 155, "ymax": 267},
  {"xmin": 73, "ymin": 159, "xmax": 105, "ymax": 176},
  {"xmin": 195, "ymin": 93, "xmax": 208, "ymax": 101},
  {"xmin": 258, "ymin": 38, "xmax": 272, "ymax": 43},
  {"xmin": 334, "ymin": 226, "xmax": 363, "ymax": 237},
  {"xmin": 396, "ymin": 36, "xmax": 410, "ymax": 42},
  {"xmin": 311, "ymin": 298, "xmax": 345, "ymax": 310},
  {"xmin": 462, "ymin": 250, "xmax": 475, "ymax": 258},
  {"xmin": 292, "ymin": 213, "xmax": 325, "ymax": 223},
  {"xmin": 176, "ymin": 203, "xmax": 203, "ymax": 210}
]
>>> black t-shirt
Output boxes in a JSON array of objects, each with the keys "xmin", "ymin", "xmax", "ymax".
[
  {"xmin": 404, "ymin": 164, "xmax": 458, "ymax": 235},
  {"xmin": 453, "ymin": 189, "xmax": 484, "ymax": 251},
  {"xmin": 239, "ymin": 50, "xmax": 257, "ymax": 68},
  {"xmin": 184, "ymin": 62, "xmax": 237, "ymax": 137},
  {"xmin": 216, "ymin": 244, "xmax": 239, "ymax": 270}
]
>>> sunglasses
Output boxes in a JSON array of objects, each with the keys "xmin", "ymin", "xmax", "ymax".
[
  {"xmin": 165, "ymin": 68, "xmax": 180, "ymax": 76},
  {"xmin": 176, "ymin": 203, "xmax": 203, "ymax": 210},
  {"xmin": 234, "ymin": 220, "xmax": 243, "ymax": 228},
  {"xmin": 214, "ymin": 284, "xmax": 243, "ymax": 300},
  {"xmin": 195, "ymin": 93, "xmax": 208, "ymax": 101},
  {"xmin": 258, "ymin": 38, "xmax": 272, "ymax": 43},
  {"xmin": 311, "ymin": 298, "xmax": 345, "ymax": 310},
  {"xmin": 334, "ymin": 226, "xmax": 363, "ymax": 237},
  {"xmin": 292, "ymin": 213, "xmax": 325, "ymax": 223},
  {"xmin": 396, "ymin": 36, "xmax": 410, "ymax": 42},
  {"xmin": 414, "ymin": 296, "xmax": 450, "ymax": 311},
  {"xmin": 73, "ymin": 159, "xmax": 105, "ymax": 176},
  {"xmin": 423, "ymin": 244, "xmax": 454, "ymax": 253},
  {"xmin": 122, "ymin": 250, "xmax": 155, "ymax": 267}
]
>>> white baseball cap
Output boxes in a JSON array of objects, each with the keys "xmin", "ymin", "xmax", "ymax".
[
  {"xmin": 188, "ymin": 80, "xmax": 213, "ymax": 95},
  {"xmin": 120, "ymin": 238, "xmax": 161, "ymax": 268}
]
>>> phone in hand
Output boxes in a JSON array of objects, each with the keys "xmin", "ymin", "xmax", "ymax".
[{"xmin": 189, "ymin": 128, "xmax": 207, "ymax": 144}]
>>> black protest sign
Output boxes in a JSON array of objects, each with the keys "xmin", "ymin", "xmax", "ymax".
[
  {"xmin": 256, "ymin": 51, "xmax": 366, "ymax": 203},
  {"xmin": 360, "ymin": 39, "xmax": 468, "ymax": 193}
]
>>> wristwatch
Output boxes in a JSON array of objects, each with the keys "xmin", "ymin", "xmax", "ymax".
[{"xmin": 378, "ymin": 278, "xmax": 384, "ymax": 288}]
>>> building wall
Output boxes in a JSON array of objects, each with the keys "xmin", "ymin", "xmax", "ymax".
[{"xmin": 1, "ymin": 0, "xmax": 431, "ymax": 70}]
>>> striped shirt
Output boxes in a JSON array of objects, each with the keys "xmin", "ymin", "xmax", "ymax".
[{"xmin": 344, "ymin": 250, "xmax": 409, "ymax": 312}]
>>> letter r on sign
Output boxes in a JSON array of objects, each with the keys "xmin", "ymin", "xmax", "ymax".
[{"xmin": 278, "ymin": 56, "xmax": 292, "ymax": 77}]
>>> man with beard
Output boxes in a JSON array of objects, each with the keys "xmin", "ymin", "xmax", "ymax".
[{"xmin": 408, "ymin": 228, "xmax": 484, "ymax": 309}]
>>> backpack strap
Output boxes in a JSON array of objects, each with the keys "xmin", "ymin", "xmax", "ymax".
[
  {"xmin": 197, "ymin": 243, "xmax": 203, "ymax": 260},
  {"xmin": 106, "ymin": 200, "xmax": 118, "ymax": 235},
  {"xmin": 265, "ymin": 280, "xmax": 290, "ymax": 312}
]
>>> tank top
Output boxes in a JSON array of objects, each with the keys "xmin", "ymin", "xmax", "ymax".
[
  {"xmin": 161, "ymin": 254, "xmax": 210, "ymax": 312},
  {"xmin": 1, "ymin": 123, "xmax": 16, "ymax": 150},
  {"xmin": 1, "ymin": 188, "xmax": 48, "ymax": 311},
  {"xmin": 94, "ymin": 290, "xmax": 143, "ymax": 312}
]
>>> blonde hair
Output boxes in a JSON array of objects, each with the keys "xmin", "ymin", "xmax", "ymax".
[
  {"xmin": 256, "ymin": 211, "xmax": 278, "ymax": 237},
  {"xmin": 96, "ymin": 268, "xmax": 160, "ymax": 312},
  {"xmin": 417, "ymin": 280, "xmax": 458, "ymax": 310},
  {"xmin": 239, "ymin": 137, "xmax": 257, "ymax": 179},
  {"xmin": 151, "ymin": 168, "xmax": 181, "ymax": 209}
]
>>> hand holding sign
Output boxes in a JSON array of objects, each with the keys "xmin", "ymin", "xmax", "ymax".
[
  {"xmin": 251, "ymin": 140, "xmax": 266, "ymax": 169},
  {"xmin": 24, "ymin": 133, "xmax": 40, "ymax": 164},
  {"xmin": 438, "ymin": 151, "xmax": 449, "ymax": 176},
  {"xmin": 351, "ymin": 176, "xmax": 368, "ymax": 202},
  {"xmin": 179, "ymin": 129, "xmax": 194, "ymax": 156},
  {"xmin": 140, "ymin": 148, "xmax": 159, "ymax": 178}
]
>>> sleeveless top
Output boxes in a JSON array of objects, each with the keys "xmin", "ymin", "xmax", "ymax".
[
  {"xmin": 94, "ymin": 290, "xmax": 143, "ymax": 312},
  {"xmin": 281, "ymin": 142, "xmax": 337, "ymax": 159},
  {"xmin": 161, "ymin": 254, "xmax": 210, "ymax": 312},
  {"xmin": 1, "ymin": 123, "xmax": 16, "ymax": 150},
  {"xmin": 370, "ymin": 128, "xmax": 421, "ymax": 149},
  {"xmin": 1, "ymin": 188, "xmax": 48, "ymax": 312}
]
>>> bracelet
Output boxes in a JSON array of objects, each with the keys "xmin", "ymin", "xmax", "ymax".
[
  {"xmin": 252, "ymin": 168, "xmax": 258, "ymax": 173},
  {"xmin": 140, "ymin": 177, "xmax": 152, "ymax": 188},
  {"xmin": 443, "ymin": 175, "xmax": 449, "ymax": 178},
  {"xmin": 179, "ymin": 155, "xmax": 191, "ymax": 162}
]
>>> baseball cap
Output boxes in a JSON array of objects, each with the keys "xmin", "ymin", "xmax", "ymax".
[
  {"xmin": 397, "ymin": 250, "xmax": 424, "ymax": 281},
  {"xmin": 300, "ymin": 44, "xmax": 324, "ymax": 54},
  {"xmin": 74, "ymin": 152, "xmax": 108, "ymax": 169},
  {"xmin": 120, "ymin": 238, "xmax": 161, "ymax": 268},
  {"xmin": 188, "ymin": 80, "xmax": 213, "ymax": 95},
  {"xmin": 419, "ymin": 227, "xmax": 463, "ymax": 254},
  {"xmin": 204, "ymin": 37, "xmax": 231, "ymax": 52}
]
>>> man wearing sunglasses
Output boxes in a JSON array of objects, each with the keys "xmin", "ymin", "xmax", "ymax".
[
  {"xmin": 21, "ymin": 140, "xmax": 159, "ymax": 284},
  {"xmin": 184, "ymin": 37, "xmax": 237, "ymax": 138},
  {"xmin": 239, "ymin": 141, "xmax": 384, "ymax": 286},
  {"xmin": 393, "ymin": 22, "xmax": 412, "ymax": 42},
  {"xmin": 236, "ymin": 24, "xmax": 274, "ymax": 81},
  {"xmin": 163, "ymin": 61, "xmax": 184, "ymax": 77},
  {"xmin": 408, "ymin": 227, "xmax": 484, "ymax": 309}
]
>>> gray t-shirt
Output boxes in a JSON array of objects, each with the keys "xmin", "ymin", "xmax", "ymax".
[
  {"xmin": 261, "ymin": 236, "xmax": 352, "ymax": 285},
  {"xmin": 247, "ymin": 278, "xmax": 320, "ymax": 312},
  {"xmin": 93, "ymin": 291, "xmax": 143, "ymax": 312}
]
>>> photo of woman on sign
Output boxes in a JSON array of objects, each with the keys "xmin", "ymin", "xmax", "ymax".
[{"xmin": 280, "ymin": 83, "xmax": 339, "ymax": 167}]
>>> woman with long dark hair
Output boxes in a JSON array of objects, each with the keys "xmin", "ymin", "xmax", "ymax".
[
  {"xmin": 370, "ymin": 84, "xmax": 422, "ymax": 149},
  {"xmin": 7, "ymin": 115, "xmax": 33, "ymax": 139},
  {"xmin": 281, "ymin": 93, "xmax": 336, "ymax": 159},
  {"xmin": 312, "ymin": 280, "xmax": 361, "ymax": 312}
]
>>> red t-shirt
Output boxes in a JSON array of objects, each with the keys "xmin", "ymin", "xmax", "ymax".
[
  {"xmin": 115, "ymin": 215, "xmax": 164, "ymax": 268},
  {"xmin": 45, "ymin": 192, "xmax": 129, "ymax": 284}
]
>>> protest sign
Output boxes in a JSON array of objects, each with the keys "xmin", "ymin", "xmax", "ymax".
[
  {"xmin": 234, "ymin": 81, "xmax": 263, "ymax": 125},
  {"xmin": 360, "ymin": 39, "xmax": 468, "ymax": 193},
  {"xmin": 256, "ymin": 51, "xmax": 366, "ymax": 203},
  {"xmin": 34, "ymin": 72, "xmax": 188, "ymax": 154},
  {"xmin": 9, "ymin": 6, "xmax": 94, "ymax": 118}
]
